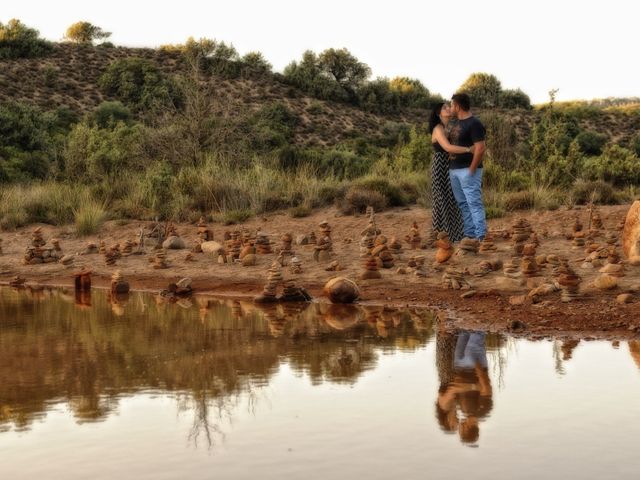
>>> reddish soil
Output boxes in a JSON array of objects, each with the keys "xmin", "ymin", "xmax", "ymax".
[{"xmin": 1, "ymin": 204, "xmax": 639, "ymax": 339}]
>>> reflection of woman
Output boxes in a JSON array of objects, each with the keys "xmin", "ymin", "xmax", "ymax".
[
  {"xmin": 435, "ymin": 330, "xmax": 493, "ymax": 444},
  {"xmin": 428, "ymin": 103, "xmax": 471, "ymax": 243}
]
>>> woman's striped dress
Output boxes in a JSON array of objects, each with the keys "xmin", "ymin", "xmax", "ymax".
[{"xmin": 431, "ymin": 142, "xmax": 464, "ymax": 242}]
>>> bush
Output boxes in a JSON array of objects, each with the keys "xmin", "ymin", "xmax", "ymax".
[
  {"xmin": 0, "ymin": 19, "xmax": 52, "ymax": 59},
  {"xmin": 338, "ymin": 186, "xmax": 387, "ymax": 215},
  {"xmin": 74, "ymin": 200, "xmax": 106, "ymax": 235},
  {"xmin": 571, "ymin": 180, "xmax": 618, "ymax": 205},
  {"xmin": 98, "ymin": 58, "xmax": 181, "ymax": 112},
  {"xmin": 90, "ymin": 101, "xmax": 133, "ymax": 128},
  {"xmin": 289, "ymin": 205, "xmax": 312, "ymax": 218},
  {"xmin": 631, "ymin": 134, "xmax": 640, "ymax": 157},
  {"xmin": 214, "ymin": 209, "xmax": 252, "ymax": 225},
  {"xmin": 576, "ymin": 130, "xmax": 607, "ymax": 155},
  {"xmin": 457, "ymin": 73, "xmax": 502, "ymax": 108},
  {"xmin": 582, "ymin": 145, "xmax": 640, "ymax": 185},
  {"xmin": 64, "ymin": 22, "xmax": 111, "ymax": 44},
  {"xmin": 504, "ymin": 190, "xmax": 535, "ymax": 211},
  {"xmin": 485, "ymin": 206, "xmax": 506, "ymax": 219},
  {"xmin": 354, "ymin": 177, "xmax": 408, "ymax": 206},
  {"xmin": 499, "ymin": 89, "xmax": 531, "ymax": 109}
]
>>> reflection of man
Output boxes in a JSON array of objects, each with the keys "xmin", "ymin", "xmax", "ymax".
[{"xmin": 435, "ymin": 330, "xmax": 493, "ymax": 444}]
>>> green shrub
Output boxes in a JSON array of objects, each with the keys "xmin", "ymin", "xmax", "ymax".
[
  {"xmin": 631, "ymin": 134, "xmax": 640, "ymax": 157},
  {"xmin": 485, "ymin": 206, "xmax": 506, "ymax": 219},
  {"xmin": 0, "ymin": 19, "xmax": 52, "ymax": 59},
  {"xmin": 499, "ymin": 88, "xmax": 531, "ymax": 109},
  {"xmin": 338, "ymin": 186, "xmax": 387, "ymax": 215},
  {"xmin": 504, "ymin": 190, "xmax": 535, "ymax": 211},
  {"xmin": 576, "ymin": 130, "xmax": 607, "ymax": 155},
  {"xmin": 214, "ymin": 209, "xmax": 252, "ymax": 225},
  {"xmin": 582, "ymin": 145, "xmax": 640, "ymax": 185},
  {"xmin": 98, "ymin": 58, "xmax": 181, "ymax": 112},
  {"xmin": 289, "ymin": 205, "xmax": 312, "ymax": 218},
  {"xmin": 354, "ymin": 177, "xmax": 408, "ymax": 206},
  {"xmin": 74, "ymin": 200, "xmax": 106, "ymax": 235},
  {"xmin": 90, "ymin": 101, "xmax": 133, "ymax": 128},
  {"xmin": 571, "ymin": 180, "xmax": 618, "ymax": 205}
]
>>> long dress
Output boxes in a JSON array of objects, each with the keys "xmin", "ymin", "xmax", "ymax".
[{"xmin": 431, "ymin": 141, "xmax": 464, "ymax": 242}]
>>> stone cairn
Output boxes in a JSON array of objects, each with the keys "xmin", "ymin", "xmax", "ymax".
[
  {"xmin": 599, "ymin": 247, "xmax": 625, "ymax": 277},
  {"xmin": 197, "ymin": 217, "xmax": 213, "ymax": 242},
  {"xmin": 605, "ymin": 232, "xmax": 618, "ymax": 246},
  {"xmin": 111, "ymin": 270, "xmax": 130, "ymax": 295},
  {"xmin": 313, "ymin": 223, "xmax": 332, "ymax": 262},
  {"xmin": 388, "ymin": 236, "xmax": 402, "ymax": 253},
  {"xmin": 406, "ymin": 222, "xmax": 422, "ymax": 250},
  {"xmin": 224, "ymin": 231, "xmax": 242, "ymax": 261},
  {"xmin": 571, "ymin": 217, "xmax": 586, "ymax": 249},
  {"xmin": 104, "ymin": 244, "xmax": 121, "ymax": 266},
  {"xmin": 359, "ymin": 217, "xmax": 380, "ymax": 257},
  {"xmin": 456, "ymin": 238, "xmax": 480, "ymax": 256},
  {"xmin": 290, "ymin": 256, "xmax": 302, "ymax": 274},
  {"xmin": 424, "ymin": 229, "xmax": 438, "ymax": 249},
  {"xmin": 511, "ymin": 218, "xmax": 532, "ymax": 256},
  {"xmin": 255, "ymin": 232, "xmax": 272, "ymax": 254},
  {"xmin": 255, "ymin": 262, "xmax": 284, "ymax": 303},
  {"xmin": 591, "ymin": 207, "xmax": 604, "ymax": 231},
  {"xmin": 372, "ymin": 236, "xmax": 395, "ymax": 269},
  {"xmin": 434, "ymin": 232, "xmax": 454, "ymax": 264},
  {"xmin": 309, "ymin": 231, "xmax": 317, "ymax": 245},
  {"xmin": 99, "ymin": 241, "xmax": 107, "ymax": 255},
  {"xmin": 557, "ymin": 259, "xmax": 582, "ymax": 302},
  {"xmin": 152, "ymin": 250, "xmax": 168, "ymax": 269},
  {"xmin": 122, "ymin": 239, "xmax": 134, "ymax": 255},
  {"xmin": 520, "ymin": 242, "xmax": 539, "ymax": 277},
  {"xmin": 0, "ymin": 237, "xmax": 3, "ymax": 255},
  {"xmin": 23, "ymin": 228, "xmax": 63, "ymax": 265},
  {"xmin": 503, "ymin": 257, "xmax": 521, "ymax": 278},
  {"xmin": 408, "ymin": 255, "xmax": 428, "ymax": 277},
  {"xmin": 479, "ymin": 236, "xmax": 497, "ymax": 253},
  {"xmin": 280, "ymin": 233, "xmax": 294, "ymax": 256},
  {"xmin": 361, "ymin": 254, "xmax": 382, "ymax": 279},
  {"xmin": 442, "ymin": 266, "xmax": 471, "ymax": 290}
]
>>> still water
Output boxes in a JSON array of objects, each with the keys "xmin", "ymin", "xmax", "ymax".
[{"xmin": 1, "ymin": 287, "xmax": 639, "ymax": 480}]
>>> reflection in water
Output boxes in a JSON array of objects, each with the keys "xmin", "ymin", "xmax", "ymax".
[
  {"xmin": 436, "ymin": 330, "xmax": 493, "ymax": 445},
  {"xmin": 0, "ymin": 287, "xmax": 435, "ymax": 437}
]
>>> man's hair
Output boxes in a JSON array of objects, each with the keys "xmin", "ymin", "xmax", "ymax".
[{"xmin": 452, "ymin": 93, "xmax": 471, "ymax": 111}]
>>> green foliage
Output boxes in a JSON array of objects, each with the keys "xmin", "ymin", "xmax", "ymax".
[
  {"xmin": 339, "ymin": 186, "xmax": 387, "ymax": 214},
  {"xmin": 457, "ymin": 73, "xmax": 502, "ymax": 108},
  {"xmin": 571, "ymin": 179, "xmax": 618, "ymax": 205},
  {"xmin": 64, "ymin": 21, "xmax": 111, "ymax": 44},
  {"xmin": 353, "ymin": 177, "xmax": 408, "ymax": 207},
  {"xmin": 246, "ymin": 102, "xmax": 298, "ymax": 152},
  {"xmin": 64, "ymin": 121, "xmax": 145, "ymax": 183},
  {"xmin": 394, "ymin": 127, "xmax": 432, "ymax": 171},
  {"xmin": 90, "ymin": 101, "xmax": 133, "ymax": 128},
  {"xmin": 358, "ymin": 77, "xmax": 441, "ymax": 113},
  {"xmin": 498, "ymin": 89, "xmax": 531, "ymax": 109},
  {"xmin": 633, "ymin": 134, "xmax": 640, "ymax": 157},
  {"xmin": 480, "ymin": 112, "xmax": 518, "ymax": 168},
  {"xmin": 582, "ymin": 144, "xmax": 640, "ymax": 186},
  {"xmin": 74, "ymin": 199, "xmax": 106, "ymax": 235},
  {"xmin": 240, "ymin": 51, "xmax": 272, "ymax": 75},
  {"xmin": 504, "ymin": 190, "xmax": 534, "ymax": 210},
  {"xmin": 283, "ymin": 50, "xmax": 348, "ymax": 102},
  {"xmin": 0, "ymin": 19, "xmax": 52, "ymax": 59},
  {"xmin": 98, "ymin": 58, "xmax": 181, "ymax": 112},
  {"xmin": 575, "ymin": 130, "xmax": 607, "ymax": 155},
  {"xmin": 317, "ymin": 48, "xmax": 371, "ymax": 99},
  {"xmin": 288, "ymin": 205, "xmax": 312, "ymax": 218}
]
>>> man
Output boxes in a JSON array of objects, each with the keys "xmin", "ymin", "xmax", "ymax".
[{"xmin": 448, "ymin": 93, "xmax": 487, "ymax": 240}]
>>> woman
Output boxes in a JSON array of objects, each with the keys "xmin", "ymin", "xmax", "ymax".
[{"xmin": 428, "ymin": 102, "xmax": 472, "ymax": 243}]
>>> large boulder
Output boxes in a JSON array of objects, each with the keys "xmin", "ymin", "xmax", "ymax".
[
  {"xmin": 201, "ymin": 241, "xmax": 224, "ymax": 255},
  {"xmin": 323, "ymin": 277, "xmax": 360, "ymax": 304},
  {"xmin": 623, "ymin": 201, "xmax": 640, "ymax": 265},
  {"xmin": 162, "ymin": 235, "xmax": 186, "ymax": 249}
]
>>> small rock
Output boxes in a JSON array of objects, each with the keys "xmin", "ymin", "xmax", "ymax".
[
  {"xmin": 176, "ymin": 277, "xmax": 192, "ymax": 290},
  {"xmin": 508, "ymin": 295, "xmax": 527, "ymax": 306},
  {"xmin": 242, "ymin": 254, "xmax": 257, "ymax": 266},
  {"xmin": 460, "ymin": 290, "xmax": 476, "ymax": 299},
  {"xmin": 616, "ymin": 293, "xmax": 633, "ymax": 304},
  {"xmin": 324, "ymin": 277, "xmax": 360, "ymax": 304},
  {"xmin": 60, "ymin": 254, "xmax": 74, "ymax": 265},
  {"xmin": 202, "ymin": 241, "xmax": 224, "ymax": 255},
  {"xmin": 162, "ymin": 236, "xmax": 186, "ymax": 250}
]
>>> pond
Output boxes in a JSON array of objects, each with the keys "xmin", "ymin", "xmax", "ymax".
[{"xmin": 1, "ymin": 287, "xmax": 639, "ymax": 479}]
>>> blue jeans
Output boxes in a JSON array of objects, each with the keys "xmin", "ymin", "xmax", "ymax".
[{"xmin": 449, "ymin": 168, "xmax": 486, "ymax": 239}]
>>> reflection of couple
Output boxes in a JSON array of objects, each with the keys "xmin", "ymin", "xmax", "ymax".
[
  {"xmin": 435, "ymin": 330, "xmax": 493, "ymax": 444},
  {"xmin": 429, "ymin": 93, "xmax": 487, "ymax": 242}
]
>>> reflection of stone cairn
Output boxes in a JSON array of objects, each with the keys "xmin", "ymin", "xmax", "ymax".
[
  {"xmin": 313, "ymin": 235, "xmax": 332, "ymax": 262},
  {"xmin": 479, "ymin": 236, "xmax": 497, "ymax": 253},
  {"xmin": 197, "ymin": 217, "xmax": 213, "ymax": 242},
  {"xmin": 111, "ymin": 270, "xmax": 130, "ymax": 294},
  {"xmin": 442, "ymin": 266, "xmax": 470, "ymax": 290},
  {"xmin": 406, "ymin": 222, "xmax": 421, "ymax": 250},
  {"xmin": 255, "ymin": 262, "xmax": 283, "ymax": 302},
  {"xmin": 571, "ymin": 217, "xmax": 586, "ymax": 248},
  {"xmin": 360, "ymin": 254, "xmax": 382, "ymax": 279},
  {"xmin": 290, "ymin": 256, "xmax": 302, "ymax": 274},
  {"xmin": 255, "ymin": 232, "xmax": 272, "ymax": 254},
  {"xmin": 153, "ymin": 251, "xmax": 168, "ymax": 269},
  {"xmin": 558, "ymin": 263, "xmax": 582, "ymax": 302},
  {"xmin": 599, "ymin": 247, "xmax": 625, "ymax": 277},
  {"xmin": 456, "ymin": 237, "xmax": 480, "ymax": 256},
  {"xmin": 435, "ymin": 232, "xmax": 454, "ymax": 263},
  {"xmin": 511, "ymin": 218, "xmax": 532, "ymax": 256}
]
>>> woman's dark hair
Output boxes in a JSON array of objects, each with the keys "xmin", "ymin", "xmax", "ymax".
[{"xmin": 428, "ymin": 102, "xmax": 445, "ymax": 133}]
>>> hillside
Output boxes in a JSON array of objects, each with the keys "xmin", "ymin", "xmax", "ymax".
[{"xmin": 1, "ymin": 43, "xmax": 638, "ymax": 148}]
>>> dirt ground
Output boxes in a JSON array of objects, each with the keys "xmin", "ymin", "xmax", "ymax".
[{"xmin": 1, "ymin": 204, "xmax": 639, "ymax": 339}]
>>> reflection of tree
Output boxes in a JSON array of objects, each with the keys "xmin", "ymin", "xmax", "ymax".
[{"xmin": 0, "ymin": 288, "xmax": 434, "ymax": 436}]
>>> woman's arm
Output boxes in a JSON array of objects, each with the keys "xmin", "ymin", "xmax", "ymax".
[{"xmin": 432, "ymin": 125, "xmax": 475, "ymax": 154}]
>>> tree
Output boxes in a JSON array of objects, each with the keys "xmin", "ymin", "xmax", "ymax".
[
  {"xmin": 241, "ymin": 51, "xmax": 272, "ymax": 75},
  {"xmin": 499, "ymin": 88, "xmax": 531, "ymax": 109},
  {"xmin": 317, "ymin": 48, "xmax": 371, "ymax": 98},
  {"xmin": 283, "ymin": 50, "xmax": 346, "ymax": 101},
  {"xmin": 64, "ymin": 22, "xmax": 111, "ymax": 44},
  {"xmin": 0, "ymin": 19, "xmax": 52, "ymax": 59},
  {"xmin": 457, "ymin": 73, "xmax": 502, "ymax": 108}
]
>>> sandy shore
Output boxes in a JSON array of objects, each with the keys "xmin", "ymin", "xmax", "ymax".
[{"xmin": 1, "ymin": 204, "xmax": 639, "ymax": 339}]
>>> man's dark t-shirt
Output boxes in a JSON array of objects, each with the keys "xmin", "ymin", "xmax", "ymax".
[{"xmin": 448, "ymin": 116, "xmax": 486, "ymax": 170}]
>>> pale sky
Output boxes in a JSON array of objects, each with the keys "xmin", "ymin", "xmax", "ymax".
[{"xmin": 3, "ymin": 0, "xmax": 638, "ymax": 104}]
